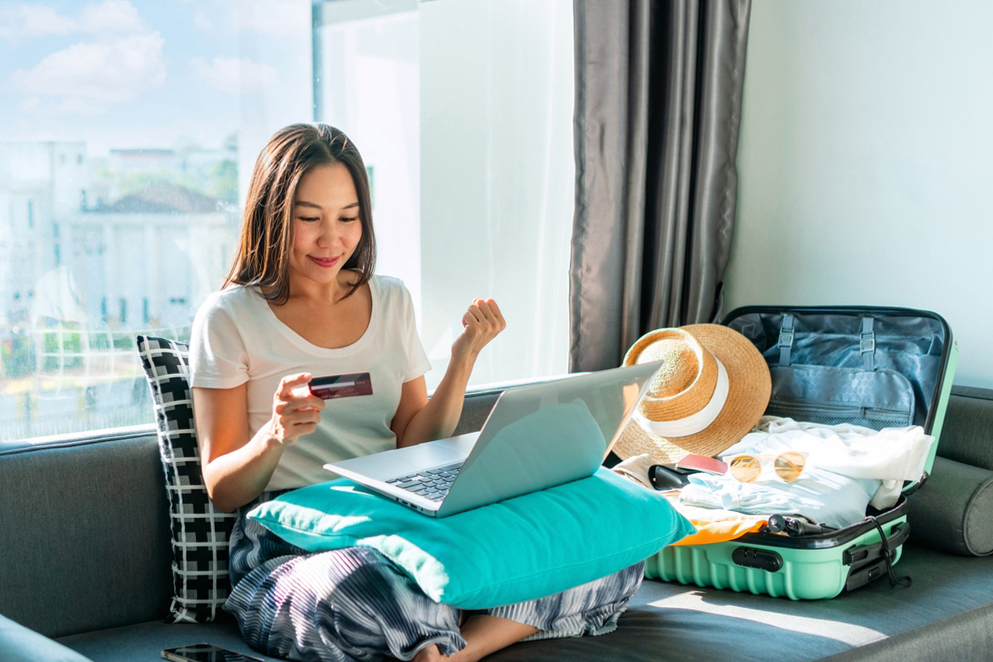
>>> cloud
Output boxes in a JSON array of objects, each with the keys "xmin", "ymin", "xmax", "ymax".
[
  {"xmin": 192, "ymin": 56, "xmax": 278, "ymax": 95},
  {"xmin": 236, "ymin": 0, "xmax": 309, "ymax": 36},
  {"xmin": 0, "ymin": 1, "xmax": 146, "ymax": 42},
  {"xmin": 0, "ymin": 4, "xmax": 76, "ymax": 40},
  {"xmin": 58, "ymin": 97, "xmax": 108, "ymax": 116},
  {"xmin": 78, "ymin": 0, "xmax": 146, "ymax": 34},
  {"xmin": 12, "ymin": 31, "xmax": 166, "ymax": 105},
  {"xmin": 18, "ymin": 96, "xmax": 43, "ymax": 112},
  {"xmin": 173, "ymin": 0, "xmax": 308, "ymax": 37},
  {"xmin": 16, "ymin": 94, "xmax": 105, "ymax": 117}
]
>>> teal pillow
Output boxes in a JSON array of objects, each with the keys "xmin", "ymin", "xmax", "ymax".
[{"xmin": 248, "ymin": 467, "xmax": 695, "ymax": 609}]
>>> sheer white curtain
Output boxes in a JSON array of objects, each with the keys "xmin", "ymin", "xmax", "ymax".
[{"xmin": 314, "ymin": 0, "xmax": 575, "ymax": 390}]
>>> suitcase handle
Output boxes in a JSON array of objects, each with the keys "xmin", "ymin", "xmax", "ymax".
[
  {"xmin": 842, "ymin": 521, "xmax": 910, "ymax": 567},
  {"xmin": 731, "ymin": 547, "xmax": 783, "ymax": 573},
  {"xmin": 845, "ymin": 557, "xmax": 890, "ymax": 592},
  {"xmin": 776, "ymin": 313, "xmax": 878, "ymax": 371},
  {"xmin": 843, "ymin": 519, "xmax": 912, "ymax": 592}
]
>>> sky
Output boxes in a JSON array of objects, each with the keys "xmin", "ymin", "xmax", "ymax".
[{"xmin": 0, "ymin": 0, "xmax": 312, "ymax": 155}]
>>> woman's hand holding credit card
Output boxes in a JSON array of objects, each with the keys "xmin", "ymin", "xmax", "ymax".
[
  {"xmin": 273, "ymin": 373, "xmax": 372, "ymax": 448},
  {"xmin": 291, "ymin": 373, "xmax": 374, "ymax": 400}
]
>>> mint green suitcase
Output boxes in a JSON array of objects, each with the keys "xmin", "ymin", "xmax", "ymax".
[{"xmin": 645, "ymin": 307, "xmax": 958, "ymax": 600}]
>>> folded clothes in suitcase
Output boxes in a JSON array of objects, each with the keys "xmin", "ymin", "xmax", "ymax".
[{"xmin": 644, "ymin": 306, "xmax": 958, "ymax": 599}]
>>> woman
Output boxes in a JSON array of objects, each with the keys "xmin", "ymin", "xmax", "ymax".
[{"xmin": 190, "ymin": 123, "xmax": 643, "ymax": 662}]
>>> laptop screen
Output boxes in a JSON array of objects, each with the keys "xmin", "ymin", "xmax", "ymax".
[{"xmin": 459, "ymin": 361, "xmax": 662, "ymax": 480}]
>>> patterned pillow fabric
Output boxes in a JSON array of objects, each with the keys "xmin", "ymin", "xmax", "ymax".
[{"xmin": 136, "ymin": 335, "xmax": 237, "ymax": 623}]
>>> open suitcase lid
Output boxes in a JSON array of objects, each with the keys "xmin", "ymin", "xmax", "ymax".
[{"xmin": 720, "ymin": 306, "xmax": 958, "ymax": 482}]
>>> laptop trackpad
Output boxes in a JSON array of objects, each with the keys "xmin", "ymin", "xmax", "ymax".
[
  {"xmin": 327, "ymin": 432, "xmax": 478, "ymax": 482},
  {"xmin": 430, "ymin": 433, "xmax": 476, "ymax": 455}
]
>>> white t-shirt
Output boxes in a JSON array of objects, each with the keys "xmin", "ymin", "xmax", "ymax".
[{"xmin": 189, "ymin": 274, "xmax": 432, "ymax": 491}]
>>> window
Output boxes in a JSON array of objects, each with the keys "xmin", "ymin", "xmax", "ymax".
[{"xmin": 0, "ymin": 0, "xmax": 574, "ymax": 444}]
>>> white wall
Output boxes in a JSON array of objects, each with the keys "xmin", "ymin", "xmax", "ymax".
[{"xmin": 726, "ymin": 0, "xmax": 993, "ymax": 388}]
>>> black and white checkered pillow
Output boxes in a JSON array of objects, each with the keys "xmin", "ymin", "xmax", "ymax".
[{"xmin": 136, "ymin": 335, "xmax": 237, "ymax": 624}]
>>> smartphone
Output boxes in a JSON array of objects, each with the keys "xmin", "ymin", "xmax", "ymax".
[
  {"xmin": 307, "ymin": 372, "xmax": 373, "ymax": 399},
  {"xmin": 161, "ymin": 643, "xmax": 266, "ymax": 662},
  {"xmin": 675, "ymin": 453, "xmax": 728, "ymax": 475}
]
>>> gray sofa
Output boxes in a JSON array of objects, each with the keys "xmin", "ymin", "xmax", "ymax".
[{"xmin": 3, "ymin": 386, "xmax": 993, "ymax": 662}]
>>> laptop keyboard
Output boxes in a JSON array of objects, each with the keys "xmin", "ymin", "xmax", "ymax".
[{"xmin": 386, "ymin": 462, "xmax": 463, "ymax": 502}]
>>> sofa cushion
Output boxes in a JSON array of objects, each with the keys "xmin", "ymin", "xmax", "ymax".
[
  {"xmin": 248, "ymin": 467, "xmax": 695, "ymax": 609},
  {"xmin": 137, "ymin": 335, "xmax": 237, "ymax": 624},
  {"xmin": 57, "ymin": 620, "xmax": 283, "ymax": 662},
  {"xmin": 55, "ymin": 544, "xmax": 993, "ymax": 662}
]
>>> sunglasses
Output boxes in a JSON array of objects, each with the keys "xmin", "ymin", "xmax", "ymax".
[{"xmin": 724, "ymin": 451, "xmax": 809, "ymax": 483}]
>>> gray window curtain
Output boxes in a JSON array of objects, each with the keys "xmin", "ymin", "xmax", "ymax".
[{"xmin": 570, "ymin": 0, "xmax": 752, "ymax": 372}]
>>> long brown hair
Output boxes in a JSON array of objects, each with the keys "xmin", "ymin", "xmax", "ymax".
[{"xmin": 224, "ymin": 123, "xmax": 376, "ymax": 303}]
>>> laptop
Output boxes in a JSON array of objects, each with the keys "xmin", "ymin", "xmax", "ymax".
[{"xmin": 324, "ymin": 361, "xmax": 662, "ymax": 517}]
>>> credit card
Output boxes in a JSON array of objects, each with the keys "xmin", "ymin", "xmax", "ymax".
[{"xmin": 308, "ymin": 372, "xmax": 373, "ymax": 399}]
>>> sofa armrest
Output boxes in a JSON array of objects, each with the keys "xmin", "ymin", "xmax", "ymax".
[
  {"xmin": 909, "ymin": 456, "xmax": 993, "ymax": 556},
  {"xmin": 0, "ymin": 614, "xmax": 93, "ymax": 662},
  {"xmin": 0, "ymin": 432, "xmax": 173, "ymax": 637},
  {"xmin": 937, "ymin": 386, "xmax": 993, "ymax": 470},
  {"xmin": 907, "ymin": 386, "xmax": 993, "ymax": 556}
]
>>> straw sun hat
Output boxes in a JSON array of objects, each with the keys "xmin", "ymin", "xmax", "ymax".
[{"xmin": 614, "ymin": 324, "xmax": 772, "ymax": 466}]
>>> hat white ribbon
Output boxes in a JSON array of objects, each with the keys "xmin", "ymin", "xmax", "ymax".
[{"xmin": 634, "ymin": 357, "xmax": 729, "ymax": 438}]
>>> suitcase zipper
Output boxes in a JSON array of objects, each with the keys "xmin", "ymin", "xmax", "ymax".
[{"xmin": 767, "ymin": 401, "xmax": 912, "ymax": 427}]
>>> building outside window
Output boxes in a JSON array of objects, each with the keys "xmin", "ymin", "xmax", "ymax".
[{"xmin": 0, "ymin": 0, "xmax": 574, "ymax": 444}]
